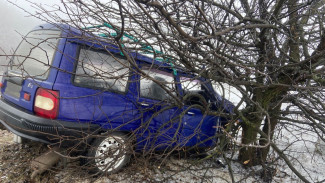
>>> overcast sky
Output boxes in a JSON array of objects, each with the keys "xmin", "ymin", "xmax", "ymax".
[
  {"xmin": 0, "ymin": 0, "xmax": 62, "ymax": 70},
  {"xmin": 0, "ymin": 0, "xmax": 61, "ymax": 53}
]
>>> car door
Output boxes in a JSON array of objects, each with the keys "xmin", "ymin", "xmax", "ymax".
[
  {"xmin": 135, "ymin": 66, "xmax": 183, "ymax": 151},
  {"xmin": 179, "ymin": 76, "xmax": 219, "ymax": 149},
  {"xmin": 53, "ymin": 42, "xmax": 139, "ymax": 131}
]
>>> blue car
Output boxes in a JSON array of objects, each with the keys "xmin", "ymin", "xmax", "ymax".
[{"xmin": 0, "ymin": 24, "xmax": 234, "ymax": 174}]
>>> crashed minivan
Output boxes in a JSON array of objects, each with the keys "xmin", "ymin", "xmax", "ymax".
[{"xmin": 0, "ymin": 24, "xmax": 234, "ymax": 174}]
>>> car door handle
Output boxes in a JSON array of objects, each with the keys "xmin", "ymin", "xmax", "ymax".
[
  {"xmin": 139, "ymin": 102, "xmax": 150, "ymax": 107},
  {"xmin": 187, "ymin": 111, "xmax": 195, "ymax": 116}
]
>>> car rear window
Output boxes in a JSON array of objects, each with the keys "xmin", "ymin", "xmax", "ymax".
[
  {"xmin": 74, "ymin": 47, "xmax": 129, "ymax": 92},
  {"xmin": 10, "ymin": 30, "xmax": 61, "ymax": 80}
]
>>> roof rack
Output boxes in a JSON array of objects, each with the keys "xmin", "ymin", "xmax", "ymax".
[{"xmin": 84, "ymin": 23, "xmax": 177, "ymax": 75}]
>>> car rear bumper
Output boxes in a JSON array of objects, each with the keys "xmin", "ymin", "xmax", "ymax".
[{"xmin": 0, "ymin": 98, "xmax": 99, "ymax": 145}]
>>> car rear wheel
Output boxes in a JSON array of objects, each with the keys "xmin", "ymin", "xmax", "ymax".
[{"xmin": 85, "ymin": 132, "xmax": 131, "ymax": 175}]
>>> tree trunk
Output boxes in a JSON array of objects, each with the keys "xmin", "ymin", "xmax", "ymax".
[
  {"xmin": 238, "ymin": 104, "xmax": 264, "ymax": 166},
  {"xmin": 238, "ymin": 120, "xmax": 260, "ymax": 166},
  {"xmin": 238, "ymin": 87, "xmax": 287, "ymax": 166},
  {"xmin": 258, "ymin": 104, "xmax": 282, "ymax": 164}
]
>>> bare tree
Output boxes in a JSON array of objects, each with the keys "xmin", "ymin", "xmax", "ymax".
[{"xmin": 3, "ymin": 0, "xmax": 325, "ymax": 182}]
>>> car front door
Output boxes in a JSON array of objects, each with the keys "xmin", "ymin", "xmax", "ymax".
[
  {"xmin": 135, "ymin": 66, "xmax": 182, "ymax": 151},
  {"xmin": 179, "ymin": 76, "xmax": 220, "ymax": 149}
]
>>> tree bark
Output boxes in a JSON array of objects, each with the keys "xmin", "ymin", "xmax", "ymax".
[
  {"xmin": 238, "ymin": 86, "xmax": 287, "ymax": 166},
  {"xmin": 259, "ymin": 104, "xmax": 282, "ymax": 163}
]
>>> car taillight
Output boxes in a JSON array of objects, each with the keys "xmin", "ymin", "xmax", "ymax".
[{"xmin": 34, "ymin": 88, "xmax": 59, "ymax": 119}]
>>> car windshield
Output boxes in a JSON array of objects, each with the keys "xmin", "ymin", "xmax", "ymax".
[{"xmin": 10, "ymin": 29, "xmax": 61, "ymax": 80}]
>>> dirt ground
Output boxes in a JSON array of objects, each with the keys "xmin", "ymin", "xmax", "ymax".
[
  {"xmin": 0, "ymin": 128, "xmax": 256, "ymax": 183},
  {"xmin": 0, "ymin": 129, "xmax": 89, "ymax": 183},
  {"xmin": 0, "ymin": 129, "xmax": 179, "ymax": 183},
  {"xmin": 0, "ymin": 129, "xmax": 51, "ymax": 183},
  {"xmin": 0, "ymin": 129, "xmax": 190, "ymax": 183}
]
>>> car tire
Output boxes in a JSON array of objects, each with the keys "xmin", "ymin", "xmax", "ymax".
[{"xmin": 85, "ymin": 132, "xmax": 131, "ymax": 176}]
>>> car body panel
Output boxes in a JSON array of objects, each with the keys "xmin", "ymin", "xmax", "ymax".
[{"xmin": 0, "ymin": 23, "xmax": 235, "ymax": 151}]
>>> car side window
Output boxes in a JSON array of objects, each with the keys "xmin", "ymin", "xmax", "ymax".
[
  {"xmin": 140, "ymin": 68, "xmax": 175, "ymax": 101},
  {"xmin": 74, "ymin": 47, "xmax": 129, "ymax": 92},
  {"xmin": 180, "ymin": 77, "xmax": 202, "ymax": 92}
]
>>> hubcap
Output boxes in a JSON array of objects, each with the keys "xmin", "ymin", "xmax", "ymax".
[{"xmin": 95, "ymin": 136, "xmax": 126, "ymax": 172}]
